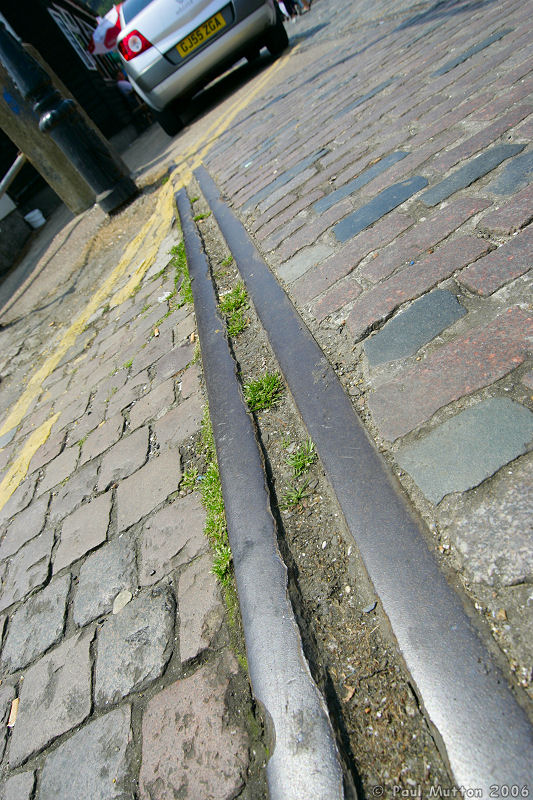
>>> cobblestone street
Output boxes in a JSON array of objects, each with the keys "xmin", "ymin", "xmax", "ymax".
[{"xmin": 0, "ymin": 0, "xmax": 531, "ymax": 794}]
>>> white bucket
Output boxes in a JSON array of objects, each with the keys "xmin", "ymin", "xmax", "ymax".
[{"xmin": 24, "ymin": 209, "xmax": 46, "ymax": 229}]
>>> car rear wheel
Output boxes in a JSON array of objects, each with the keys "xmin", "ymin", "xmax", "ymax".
[
  {"xmin": 154, "ymin": 104, "xmax": 184, "ymax": 137},
  {"xmin": 265, "ymin": 15, "xmax": 289, "ymax": 57}
]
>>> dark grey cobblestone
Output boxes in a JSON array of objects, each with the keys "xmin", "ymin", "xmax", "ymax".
[
  {"xmin": 94, "ymin": 588, "xmax": 174, "ymax": 706},
  {"xmin": 73, "ymin": 534, "xmax": 137, "ymax": 626},
  {"xmin": 421, "ymin": 143, "xmax": 525, "ymax": 206},
  {"xmin": 0, "ymin": 574, "xmax": 70, "ymax": 673},
  {"xmin": 38, "ymin": 706, "xmax": 132, "ymax": 800},
  {"xmin": 9, "ymin": 631, "xmax": 92, "ymax": 767}
]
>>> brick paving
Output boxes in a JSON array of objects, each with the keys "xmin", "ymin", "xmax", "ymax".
[{"xmin": 201, "ymin": 0, "xmax": 533, "ymax": 696}]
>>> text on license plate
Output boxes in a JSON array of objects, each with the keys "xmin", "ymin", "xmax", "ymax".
[{"xmin": 177, "ymin": 13, "xmax": 226, "ymax": 56}]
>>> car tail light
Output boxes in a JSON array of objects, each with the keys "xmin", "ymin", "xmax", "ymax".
[{"xmin": 118, "ymin": 30, "xmax": 153, "ymax": 61}]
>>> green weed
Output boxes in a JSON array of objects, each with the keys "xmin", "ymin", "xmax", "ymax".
[
  {"xmin": 244, "ymin": 371, "xmax": 283, "ymax": 411},
  {"xmin": 193, "ymin": 212, "xmax": 211, "ymax": 222},
  {"xmin": 169, "ymin": 242, "xmax": 193, "ymax": 306},
  {"xmin": 281, "ymin": 479, "xmax": 311, "ymax": 509},
  {"xmin": 286, "ymin": 438, "xmax": 317, "ymax": 478},
  {"xmin": 219, "ymin": 282, "xmax": 249, "ymax": 337}
]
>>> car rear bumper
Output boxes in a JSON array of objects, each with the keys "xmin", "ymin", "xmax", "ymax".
[{"xmin": 129, "ymin": 4, "xmax": 277, "ymax": 111}]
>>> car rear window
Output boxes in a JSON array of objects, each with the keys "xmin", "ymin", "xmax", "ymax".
[{"xmin": 121, "ymin": 0, "xmax": 155, "ymax": 24}]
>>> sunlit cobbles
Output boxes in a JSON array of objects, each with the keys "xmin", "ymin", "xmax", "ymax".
[
  {"xmin": 0, "ymin": 574, "xmax": 70, "ymax": 672},
  {"xmin": 9, "ymin": 631, "xmax": 92, "ymax": 767},
  {"xmin": 421, "ymin": 143, "xmax": 525, "ymax": 207},
  {"xmin": 94, "ymin": 589, "xmax": 175, "ymax": 706},
  {"xmin": 333, "ymin": 177, "xmax": 428, "ymax": 242},
  {"xmin": 73, "ymin": 536, "xmax": 137, "ymax": 627},
  {"xmin": 38, "ymin": 707, "xmax": 132, "ymax": 800}
]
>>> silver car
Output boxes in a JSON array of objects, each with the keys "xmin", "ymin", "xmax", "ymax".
[{"xmin": 117, "ymin": 0, "xmax": 288, "ymax": 134}]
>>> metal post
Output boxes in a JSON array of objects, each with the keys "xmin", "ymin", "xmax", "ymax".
[
  {"xmin": 0, "ymin": 22, "xmax": 138, "ymax": 214},
  {"xmin": 0, "ymin": 152, "xmax": 26, "ymax": 200}
]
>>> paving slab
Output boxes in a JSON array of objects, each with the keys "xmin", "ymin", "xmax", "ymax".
[
  {"xmin": 38, "ymin": 706, "xmax": 132, "ymax": 800},
  {"xmin": 277, "ymin": 243, "xmax": 334, "ymax": 284},
  {"xmin": 0, "ymin": 574, "xmax": 70, "ymax": 673},
  {"xmin": 139, "ymin": 493, "xmax": 207, "ymax": 585},
  {"xmin": 488, "ymin": 150, "xmax": 533, "ymax": 195},
  {"xmin": 116, "ymin": 449, "xmax": 181, "ymax": 531},
  {"xmin": 458, "ymin": 223, "xmax": 533, "ymax": 295},
  {"xmin": 79, "ymin": 413, "xmax": 124, "ymax": 465},
  {"xmin": 54, "ymin": 492, "xmax": 111, "ymax": 573},
  {"xmin": 138, "ymin": 653, "xmax": 247, "ymax": 800},
  {"xmin": 367, "ymin": 306, "xmax": 532, "ymax": 439},
  {"xmin": 364, "ymin": 290, "xmax": 466, "ymax": 365},
  {"xmin": 128, "ymin": 377, "xmax": 175, "ymax": 430},
  {"xmin": 0, "ymin": 476, "xmax": 37, "ymax": 528},
  {"xmin": 8, "ymin": 631, "xmax": 92, "ymax": 767},
  {"xmin": 396, "ymin": 397, "xmax": 533, "ymax": 504},
  {"xmin": 152, "ymin": 343, "xmax": 194, "ymax": 383},
  {"xmin": 94, "ymin": 587, "xmax": 175, "ymax": 706},
  {"xmin": 313, "ymin": 150, "xmax": 408, "ymax": 213},
  {"xmin": 73, "ymin": 534, "xmax": 137, "ymax": 626},
  {"xmin": 36, "ymin": 446, "xmax": 79, "ymax": 497}
]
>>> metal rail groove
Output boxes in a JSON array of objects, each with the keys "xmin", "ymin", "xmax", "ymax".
[
  {"xmin": 194, "ymin": 163, "xmax": 533, "ymax": 791},
  {"xmin": 175, "ymin": 186, "xmax": 346, "ymax": 800}
]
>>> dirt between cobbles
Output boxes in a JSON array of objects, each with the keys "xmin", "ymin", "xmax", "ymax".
[{"xmin": 188, "ymin": 184, "xmax": 454, "ymax": 797}]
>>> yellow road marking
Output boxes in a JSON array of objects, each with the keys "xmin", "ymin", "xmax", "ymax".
[
  {"xmin": 0, "ymin": 46, "xmax": 294, "ymax": 511},
  {"xmin": 0, "ymin": 414, "xmax": 59, "ymax": 510}
]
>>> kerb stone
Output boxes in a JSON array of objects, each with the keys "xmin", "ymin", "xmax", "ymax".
[
  {"xmin": 39, "ymin": 706, "xmax": 132, "ymax": 800},
  {"xmin": 8, "ymin": 631, "xmax": 92, "ymax": 767},
  {"xmin": 139, "ymin": 653, "xmax": 248, "ymax": 800},
  {"xmin": 396, "ymin": 398, "xmax": 533, "ymax": 503}
]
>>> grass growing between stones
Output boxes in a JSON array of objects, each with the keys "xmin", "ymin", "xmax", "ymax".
[
  {"xmin": 199, "ymin": 405, "xmax": 232, "ymax": 585},
  {"xmin": 219, "ymin": 282, "xmax": 249, "ymax": 337},
  {"xmin": 244, "ymin": 372, "xmax": 283, "ymax": 412}
]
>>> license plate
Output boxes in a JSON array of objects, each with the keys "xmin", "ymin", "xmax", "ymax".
[{"xmin": 177, "ymin": 13, "xmax": 226, "ymax": 57}]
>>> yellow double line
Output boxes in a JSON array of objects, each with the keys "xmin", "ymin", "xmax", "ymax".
[{"xmin": 0, "ymin": 49, "xmax": 291, "ymax": 510}]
